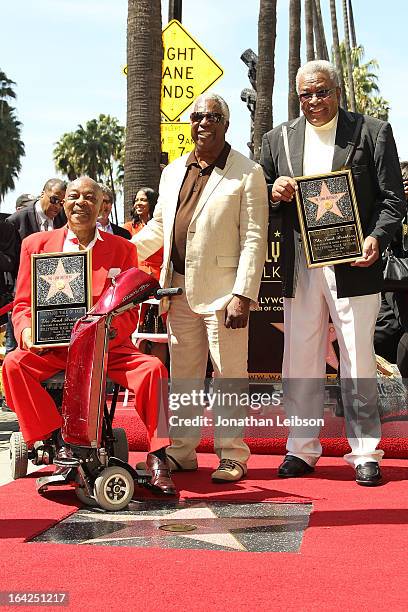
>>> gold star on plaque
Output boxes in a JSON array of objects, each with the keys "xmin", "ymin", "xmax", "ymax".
[
  {"xmin": 307, "ymin": 181, "xmax": 346, "ymax": 221},
  {"xmin": 40, "ymin": 259, "xmax": 81, "ymax": 300}
]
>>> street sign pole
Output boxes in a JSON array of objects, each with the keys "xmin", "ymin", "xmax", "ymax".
[{"xmin": 168, "ymin": 0, "xmax": 182, "ymax": 22}]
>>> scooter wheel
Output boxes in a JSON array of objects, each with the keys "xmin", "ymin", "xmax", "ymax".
[
  {"xmin": 93, "ymin": 466, "xmax": 134, "ymax": 511},
  {"xmin": 112, "ymin": 427, "xmax": 129, "ymax": 462},
  {"xmin": 10, "ymin": 432, "xmax": 28, "ymax": 480}
]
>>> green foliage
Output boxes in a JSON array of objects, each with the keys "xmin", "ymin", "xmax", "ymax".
[
  {"xmin": 339, "ymin": 43, "xmax": 390, "ymax": 120},
  {"xmin": 54, "ymin": 114, "xmax": 125, "ymax": 187},
  {"xmin": 0, "ymin": 70, "xmax": 25, "ymax": 201}
]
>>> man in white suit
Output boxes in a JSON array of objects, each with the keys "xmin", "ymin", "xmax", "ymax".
[{"xmin": 133, "ymin": 93, "xmax": 268, "ymax": 482}]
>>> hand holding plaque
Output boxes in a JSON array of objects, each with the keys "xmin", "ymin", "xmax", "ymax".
[
  {"xmin": 295, "ymin": 169, "xmax": 364, "ymax": 267},
  {"xmin": 32, "ymin": 251, "xmax": 92, "ymax": 347}
]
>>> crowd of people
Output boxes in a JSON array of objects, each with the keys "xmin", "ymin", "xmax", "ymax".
[{"xmin": 0, "ymin": 59, "xmax": 407, "ymax": 495}]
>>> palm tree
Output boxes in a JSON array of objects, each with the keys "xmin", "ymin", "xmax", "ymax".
[
  {"xmin": 313, "ymin": 0, "xmax": 329, "ymax": 60},
  {"xmin": 253, "ymin": 0, "xmax": 277, "ymax": 162},
  {"xmin": 0, "ymin": 70, "xmax": 16, "ymax": 114},
  {"xmin": 124, "ymin": 0, "xmax": 162, "ymax": 221},
  {"xmin": 53, "ymin": 115, "xmax": 124, "ymax": 188},
  {"xmin": 348, "ymin": 0, "xmax": 357, "ymax": 48},
  {"xmin": 97, "ymin": 114, "xmax": 125, "ymax": 209},
  {"xmin": 342, "ymin": 0, "xmax": 356, "ymax": 111},
  {"xmin": 54, "ymin": 132, "xmax": 82, "ymax": 181},
  {"xmin": 304, "ymin": 0, "xmax": 315, "ymax": 62},
  {"xmin": 340, "ymin": 44, "xmax": 389, "ymax": 120},
  {"xmin": 288, "ymin": 0, "xmax": 301, "ymax": 120},
  {"xmin": 329, "ymin": 0, "xmax": 348, "ymax": 109},
  {"xmin": 0, "ymin": 70, "xmax": 25, "ymax": 202}
]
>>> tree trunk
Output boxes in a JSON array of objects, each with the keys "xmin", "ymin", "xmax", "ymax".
[
  {"xmin": 313, "ymin": 0, "xmax": 329, "ymax": 60},
  {"xmin": 330, "ymin": 0, "xmax": 348, "ymax": 109},
  {"xmin": 124, "ymin": 0, "xmax": 162, "ymax": 221},
  {"xmin": 288, "ymin": 0, "xmax": 301, "ymax": 120},
  {"xmin": 253, "ymin": 0, "xmax": 277, "ymax": 162},
  {"xmin": 342, "ymin": 0, "xmax": 356, "ymax": 111},
  {"xmin": 304, "ymin": 0, "xmax": 315, "ymax": 62},
  {"xmin": 348, "ymin": 0, "xmax": 357, "ymax": 48}
]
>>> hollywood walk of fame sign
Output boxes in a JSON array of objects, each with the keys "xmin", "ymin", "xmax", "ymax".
[
  {"xmin": 295, "ymin": 169, "xmax": 364, "ymax": 267},
  {"xmin": 31, "ymin": 251, "xmax": 92, "ymax": 347}
]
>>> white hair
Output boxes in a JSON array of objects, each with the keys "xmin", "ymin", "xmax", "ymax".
[
  {"xmin": 193, "ymin": 92, "xmax": 230, "ymax": 122},
  {"xmin": 296, "ymin": 60, "xmax": 340, "ymax": 93}
]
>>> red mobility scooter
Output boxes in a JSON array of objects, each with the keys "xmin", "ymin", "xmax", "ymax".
[{"xmin": 9, "ymin": 267, "xmax": 180, "ymax": 511}]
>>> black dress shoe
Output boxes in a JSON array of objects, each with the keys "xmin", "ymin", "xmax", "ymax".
[
  {"xmin": 278, "ymin": 455, "xmax": 315, "ymax": 478},
  {"xmin": 355, "ymin": 462, "xmax": 382, "ymax": 486}
]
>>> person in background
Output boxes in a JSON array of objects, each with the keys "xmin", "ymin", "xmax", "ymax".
[
  {"xmin": 5, "ymin": 182, "xmax": 67, "ymax": 354},
  {"xmin": 374, "ymin": 161, "xmax": 408, "ymax": 377},
  {"xmin": 6, "ymin": 179, "xmax": 67, "ymax": 242},
  {"xmin": 0, "ymin": 221, "xmax": 17, "ymax": 410},
  {"xmin": 97, "ymin": 185, "xmax": 131, "ymax": 239},
  {"xmin": 125, "ymin": 188, "xmax": 163, "ymax": 280},
  {"xmin": 15, "ymin": 193, "xmax": 37, "ymax": 211},
  {"xmin": 0, "ymin": 221, "xmax": 17, "ymax": 325},
  {"xmin": 125, "ymin": 189, "xmax": 166, "ymax": 364}
]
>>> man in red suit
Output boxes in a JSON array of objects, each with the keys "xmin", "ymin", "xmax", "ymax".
[{"xmin": 2, "ymin": 176, "xmax": 175, "ymax": 495}]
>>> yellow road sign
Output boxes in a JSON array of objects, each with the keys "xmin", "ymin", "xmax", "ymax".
[
  {"xmin": 161, "ymin": 122, "xmax": 194, "ymax": 163},
  {"xmin": 161, "ymin": 20, "xmax": 224, "ymax": 122}
]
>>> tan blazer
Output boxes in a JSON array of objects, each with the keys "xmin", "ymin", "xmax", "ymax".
[{"xmin": 133, "ymin": 147, "xmax": 268, "ymax": 313}]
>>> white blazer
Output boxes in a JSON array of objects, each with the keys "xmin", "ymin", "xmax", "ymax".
[{"xmin": 133, "ymin": 147, "xmax": 268, "ymax": 313}]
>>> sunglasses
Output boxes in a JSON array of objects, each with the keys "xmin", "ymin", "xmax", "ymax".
[
  {"xmin": 49, "ymin": 195, "xmax": 63, "ymax": 205},
  {"xmin": 298, "ymin": 88, "xmax": 336, "ymax": 103},
  {"xmin": 190, "ymin": 111, "xmax": 224, "ymax": 124}
]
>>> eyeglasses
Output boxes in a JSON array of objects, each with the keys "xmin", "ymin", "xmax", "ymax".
[
  {"xmin": 190, "ymin": 111, "xmax": 224, "ymax": 124},
  {"xmin": 48, "ymin": 195, "xmax": 63, "ymax": 205},
  {"xmin": 298, "ymin": 88, "xmax": 336, "ymax": 103}
]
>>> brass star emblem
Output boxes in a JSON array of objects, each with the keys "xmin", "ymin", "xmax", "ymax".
[
  {"xmin": 307, "ymin": 180, "xmax": 346, "ymax": 221},
  {"xmin": 40, "ymin": 259, "xmax": 81, "ymax": 300}
]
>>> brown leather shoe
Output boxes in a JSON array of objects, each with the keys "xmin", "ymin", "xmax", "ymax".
[{"xmin": 145, "ymin": 452, "xmax": 177, "ymax": 496}]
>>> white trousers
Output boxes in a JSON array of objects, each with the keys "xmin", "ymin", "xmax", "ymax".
[
  {"xmin": 166, "ymin": 271, "xmax": 250, "ymax": 464},
  {"xmin": 283, "ymin": 254, "xmax": 383, "ymax": 467}
]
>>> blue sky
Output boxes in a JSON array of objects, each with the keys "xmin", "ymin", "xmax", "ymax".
[{"xmin": 1, "ymin": 0, "xmax": 407, "ymax": 217}]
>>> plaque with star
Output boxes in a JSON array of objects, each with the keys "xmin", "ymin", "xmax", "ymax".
[
  {"xmin": 31, "ymin": 251, "xmax": 92, "ymax": 346},
  {"xmin": 295, "ymin": 169, "xmax": 364, "ymax": 267}
]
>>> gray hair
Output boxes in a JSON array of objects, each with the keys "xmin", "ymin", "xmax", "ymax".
[
  {"xmin": 99, "ymin": 183, "xmax": 114, "ymax": 203},
  {"xmin": 193, "ymin": 92, "xmax": 230, "ymax": 122},
  {"xmin": 66, "ymin": 176, "xmax": 102, "ymax": 194},
  {"xmin": 296, "ymin": 60, "xmax": 340, "ymax": 93}
]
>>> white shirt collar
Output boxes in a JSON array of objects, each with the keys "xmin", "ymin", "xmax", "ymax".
[
  {"xmin": 96, "ymin": 220, "xmax": 114, "ymax": 234},
  {"xmin": 35, "ymin": 200, "xmax": 53, "ymax": 230},
  {"xmin": 64, "ymin": 226, "xmax": 104, "ymax": 252}
]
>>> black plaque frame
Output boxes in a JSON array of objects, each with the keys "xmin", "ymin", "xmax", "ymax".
[
  {"xmin": 295, "ymin": 169, "xmax": 364, "ymax": 268},
  {"xmin": 31, "ymin": 251, "xmax": 92, "ymax": 347}
]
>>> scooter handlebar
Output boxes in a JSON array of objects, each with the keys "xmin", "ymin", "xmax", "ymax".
[{"xmin": 154, "ymin": 287, "xmax": 183, "ymax": 298}]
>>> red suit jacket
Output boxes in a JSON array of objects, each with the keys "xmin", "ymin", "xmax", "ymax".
[{"xmin": 13, "ymin": 227, "xmax": 139, "ymax": 349}]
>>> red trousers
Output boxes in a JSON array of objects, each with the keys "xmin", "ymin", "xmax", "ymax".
[{"xmin": 3, "ymin": 346, "xmax": 168, "ymax": 446}]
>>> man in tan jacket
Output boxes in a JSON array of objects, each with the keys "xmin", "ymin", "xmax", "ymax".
[{"xmin": 133, "ymin": 93, "xmax": 268, "ymax": 482}]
